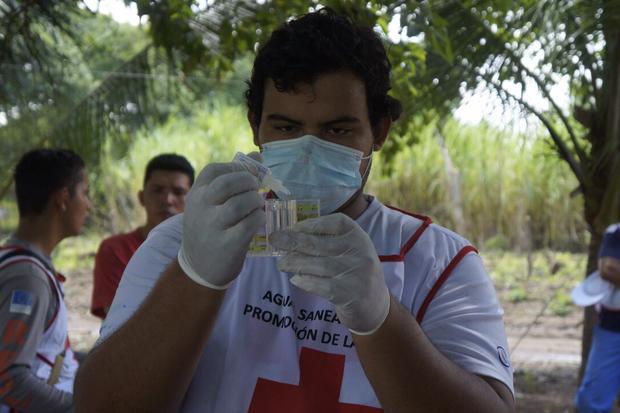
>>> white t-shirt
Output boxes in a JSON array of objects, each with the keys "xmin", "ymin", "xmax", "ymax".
[{"xmin": 100, "ymin": 198, "xmax": 513, "ymax": 412}]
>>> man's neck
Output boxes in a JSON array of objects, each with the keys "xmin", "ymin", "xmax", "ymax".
[
  {"xmin": 138, "ymin": 223, "xmax": 155, "ymax": 240},
  {"xmin": 338, "ymin": 191, "xmax": 371, "ymax": 220},
  {"xmin": 14, "ymin": 215, "xmax": 63, "ymax": 256}
]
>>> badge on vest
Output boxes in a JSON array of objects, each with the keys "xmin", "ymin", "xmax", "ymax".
[{"xmin": 10, "ymin": 289, "xmax": 33, "ymax": 315}]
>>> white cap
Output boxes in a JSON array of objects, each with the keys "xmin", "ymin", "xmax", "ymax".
[{"xmin": 571, "ymin": 271, "xmax": 612, "ymax": 307}]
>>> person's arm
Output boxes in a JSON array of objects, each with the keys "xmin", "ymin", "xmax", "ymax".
[
  {"xmin": 75, "ymin": 260, "xmax": 225, "ymax": 413},
  {"xmin": 271, "ymin": 213, "xmax": 514, "ymax": 413},
  {"xmin": 91, "ymin": 240, "xmax": 126, "ymax": 319},
  {"xmin": 75, "ymin": 161, "xmax": 265, "ymax": 413},
  {"xmin": 0, "ymin": 271, "xmax": 73, "ymax": 412},
  {"xmin": 353, "ymin": 296, "xmax": 514, "ymax": 413},
  {"xmin": 354, "ymin": 251, "xmax": 514, "ymax": 413},
  {"xmin": 599, "ymin": 257, "xmax": 620, "ymax": 287}
]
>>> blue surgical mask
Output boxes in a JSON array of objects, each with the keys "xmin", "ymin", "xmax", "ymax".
[{"xmin": 261, "ymin": 135, "xmax": 372, "ymax": 214}]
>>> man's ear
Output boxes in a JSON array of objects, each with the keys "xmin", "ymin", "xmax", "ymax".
[
  {"xmin": 247, "ymin": 110, "xmax": 260, "ymax": 147},
  {"xmin": 138, "ymin": 190, "xmax": 145, "ymax": 207},
  {"xmin": 372, "ymin": 117, "xmax": 392, "ymax": 151},
  {"xmin": 52, "ymin": 187, "xmax": 69, "ymax": 212}
]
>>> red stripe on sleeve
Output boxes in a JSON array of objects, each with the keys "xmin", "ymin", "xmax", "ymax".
[
  {"xmin": 379, "ymin": 207, "xmax": 432, "ymax": 262},
  {"xmin": 416, "ymin": 245, "xmax": 478, "ymax": 323},
  {"xmin": 35, "ymin": 353, "xmax": 54, "ymax": 367}
]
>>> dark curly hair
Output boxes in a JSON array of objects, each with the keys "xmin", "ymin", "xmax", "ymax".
[{"xmin": 245, "ymin": 8, "xmax": 402, "ymax": 131}]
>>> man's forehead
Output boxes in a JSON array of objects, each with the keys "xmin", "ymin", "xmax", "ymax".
[
  {"xmin": 262, "ymin": 72, "xmax": 369, "ymax": 120},
  {"xmin": 146, "ymin": 170, "xmax": 190, "ymax": 185}
]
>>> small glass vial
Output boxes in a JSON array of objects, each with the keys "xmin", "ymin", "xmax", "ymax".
[{"xmin": 248, "ymin": 198, "xmax": 320, "ymax": 256}]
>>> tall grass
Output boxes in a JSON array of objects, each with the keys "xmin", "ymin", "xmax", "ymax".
[{"xmin": 368, "ymin": 120, "xmax": 586, "ymax": 250}]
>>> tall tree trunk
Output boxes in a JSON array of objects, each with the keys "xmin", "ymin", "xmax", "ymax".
[
  {"xmin": 579, "ymin": 227, "xmax": 603, "ymax": 379},
  {"xmin": 579, "ymin": 3, "xmax": 620, "ymax": 378}
]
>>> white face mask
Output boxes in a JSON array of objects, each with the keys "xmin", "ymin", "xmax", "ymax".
[{"xmin": 261, "ymin": 135, "xmax": 372, "ymax": 214}]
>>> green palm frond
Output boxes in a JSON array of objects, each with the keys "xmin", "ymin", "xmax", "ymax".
[
  {"xmin": 393, "ymin": 0, "xmax": 620, "ymax": 226},
  {"xmin": 0, "ymin": 45, "xmax": 154, "ymax": 199}
]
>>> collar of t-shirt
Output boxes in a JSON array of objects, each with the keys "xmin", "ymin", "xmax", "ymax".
[{"xmin": 6, "ymin": 235, "xmax": 56, "ymax": 274}]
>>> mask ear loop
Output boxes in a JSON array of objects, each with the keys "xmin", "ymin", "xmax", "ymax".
[{"xmin": 360, "ymin": 147, "xmax": 374, "ymax": 181}]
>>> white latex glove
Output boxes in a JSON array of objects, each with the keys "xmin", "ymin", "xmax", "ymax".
[
  {"xmin": 269, "ymin": 213, "xmax": 390, "ymax": 335},
  {"xmin": 178, "ymin": 160, "xmax": 265, "ymax": 289}
]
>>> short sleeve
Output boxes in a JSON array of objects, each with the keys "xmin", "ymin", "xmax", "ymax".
[
  {"xmin": 599, "ymin": 224, "xmax": 620, "ymax": 260},
  {"xmin": 419, "ymin": 252, "xmax": 514, "ymax": 394},
  {"xmin": 98, "ymin": 215, "xmax": 183, "ymax": 344},
  {"xmin": 91, "ymin": 240, "xmax": 125, "ymax": 318},
  {"xmin": 0, "ymin": 269, "xmax": 51, "ymax": 366}
]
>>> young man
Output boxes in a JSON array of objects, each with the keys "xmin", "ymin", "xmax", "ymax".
[
  {"xmin": 575, "ymin": 223, "xmax": 620, "ymax": 413},
  {"xmin": 75, "ymin": 9, "xmax": 515, "ymax": 412},
  {"xmin": 90, "ymin": 154, "xmax": 194, "ymax": 319},
  {"xmin": 0, "ymin": 149, "xmax": 91, "ymax": 413}
]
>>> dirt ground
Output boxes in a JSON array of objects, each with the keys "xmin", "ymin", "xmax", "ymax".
[
  {"xmin": 504, "ymin": 298, "xmax": 620, "ymax": 413},
  {"xmin": 63, "ymin": 268, "xmax": 619, "ymax": 412}
]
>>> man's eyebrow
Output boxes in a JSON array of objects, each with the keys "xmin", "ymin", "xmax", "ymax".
[
  {"xmin": 323, "ymin": 116, "xmax": 361, "ymax": 125},
  {"xmin": 265, "ymin": 114, "xmax": 302, "ymax": 124},
  {"xmin": 265, "ymin": 114, "xmax": 361, "ymax": 125}
]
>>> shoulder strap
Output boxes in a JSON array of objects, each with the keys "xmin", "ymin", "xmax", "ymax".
[
  {"xmin": 0, "ymin": 246, "xmax": 56, "ymax": 274},
  {"xmin": 0, "ymin": 246, "xmax": 62, "ymax": 331}
]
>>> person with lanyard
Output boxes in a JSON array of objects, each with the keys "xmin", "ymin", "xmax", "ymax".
[
  {"xmin": 90, "ymin": 153, "xmax": 194, "ymax": 319},
  {"xmin": 0, "ymin": 149, "xmax": 91, "ymax": 412},
  {"xmin": 75, "ymin": 9, "xmax": 515, "ymax": 412},
  {"xmin": 575, "ymin": 223, "xmax": 620, "ymax": 413}
]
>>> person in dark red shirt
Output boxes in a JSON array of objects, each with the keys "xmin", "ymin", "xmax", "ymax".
[{"xmin": 90, "ymin": 154, "xmax": 194, "ymax": 319}]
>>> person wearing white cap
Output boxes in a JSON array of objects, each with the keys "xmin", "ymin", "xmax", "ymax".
[{"xmin": 575, "ymin": 223, "xmax": 620, "ymax": 413}]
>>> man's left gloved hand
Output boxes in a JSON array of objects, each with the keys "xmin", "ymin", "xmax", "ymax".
[{"xmin": 269, "ymin": 213, "xmax": 390, "ymax": 335}]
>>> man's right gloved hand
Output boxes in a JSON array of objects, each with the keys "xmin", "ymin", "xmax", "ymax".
[{"xmin": 177, "ymin": 161, "xmax": 265, "ymax": 289}]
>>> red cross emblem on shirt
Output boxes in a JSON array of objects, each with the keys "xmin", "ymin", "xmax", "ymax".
[{"xmin": 248, "ymin": 347, "xmax": 382, "ymax": 412}]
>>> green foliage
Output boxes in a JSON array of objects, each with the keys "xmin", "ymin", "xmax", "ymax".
[
  {"xmin": 368, "ymin": 119, "xmax": 586, "ymax": 249},
  {"xmin": 4, "ymin": 2, "xmax": 620, "ymax": 233},
  {"xmin": 485, "ymin": 250, "xmax": 587, "ymax": 317},
  {"xmin": 484, "ymin": 234, "xmax": 511, "ymax": 251},
  {"xmin": 0, "ymin": 10, "xmax": 153, "ymax": 199},
  {"xmin": 0, "ymin": 5, "xmax": 260, "ymax": 201},
  {"xmin": 396, "ymin": 0, "xmax": 620, "ymax": 230},
  {"xmin": 88, "ymin": 99, "xmax": 255, "ymax": 232},
  {"xmin": 0, "ymin": 199, "xmax": 18, "ymax": 237},
  {"xmin": 51, "ymin": 233, "xmax": 100, "ymax": 273},
  {"xmin": 507, "ymin": 286, "xmax": 529, "ymax": 303},
  {"xmin": 549, "ymin": 291, "xmax": 574, "ymax": 317},
  {"xmin": 514, "ymin": 369, "xmax": 537, "ymax": 393}
]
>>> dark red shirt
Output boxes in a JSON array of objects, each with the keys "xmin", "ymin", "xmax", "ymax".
[{"xmin": 91, "ymin": 229, "xmax": 145, "ymax": 319}]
